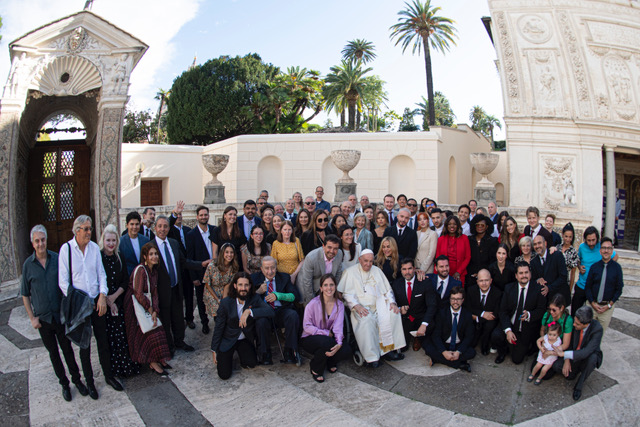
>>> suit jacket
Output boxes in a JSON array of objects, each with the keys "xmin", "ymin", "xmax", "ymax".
[
  {"xmin": 210, "ymin": 294, "xmax": 274, "ymax": 353},
  {"xmin": 523, "ymin": 225, "xmax": 553, "ymax": 248},
  {"xmin": 186, "ymin": 225, "xmax": 217, "ymax": 282},
  {"xmin": 168, "ymin": 214, "xmax": 192, "ymax": 255},
  {"xmin": 298, "ymin": 246, "xmax": 343, "ymax": 303},
  {"xmin": 383, "ymin": 225, "xmax": 418, "ymax": 260},
  {"xmin": 464, "ymin": 285, "xmax": 502, "ymax": 320},
  {"xmin": 250, "ymin": 271, "xmax": 299, "ymax": 307},
  {"xmin": 155, "ymin": 237, "xmax": 201, "ymax": 309},
  {"xmin": 567, "ymin": 319, "xmax": 603, "ymax": 368},
  {"xmin": 530, "ymin": 250, "xmax": 568, "ymax": 301},
  {"xmin": 119, "ymin": 234, "xmax": 150, "ymax": 276},
  {"xmin": 498, "ymin": 281, "xmax": 547, "ymax": 332},
  {"xmin": 427, "ymin": 274, "xmax": 461, "ymax": 309},
  {"xmin": 431, "ymin": 307, "xmax": 475, "ymax": 354},
  {"xmin": 406, "ymin": 215, "xmax": 419, "ymax": 231},
  {"xmin": 237, "ymin": 215, "xmax": 262, "ymax": 240},
  {"xmin": 141, "ymin": 225, "xmax": 155, "ymax": 240},
  {"xmin": 391, "ymin": 276, "xmax": 438, "ymax": 325},
  {"xmin": 282, "ymin": 212, "xmax": 297, "ymax": 226}
]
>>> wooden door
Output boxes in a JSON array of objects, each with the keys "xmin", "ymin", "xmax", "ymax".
[
  {"xmin": 28, "ymin": 142, "xmax": 91, "ymax": 251},
  {"xmin": 141, "ymin": 180, "xmax": 163, "ymax": 206}
]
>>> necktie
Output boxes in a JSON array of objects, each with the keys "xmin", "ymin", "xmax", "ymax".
[
  {"xmin": 388, "ymin": 211, "xmax": 393, "ymax": 224},
  {"xmin": 530, "ymin": 228, "xmax": 534, "ymax": 237},
  {"xmin": 398, "ymin": 227, "xmax": 403, "ymax": 237},
  {"xmin": 180, "ymin": 228, "xmax": 185, "ymax": 247},
  {"xmin": 407, "ymin": 281, "xmax": 414, "ymax": 321},
  {"xmin": 145, "ymin": 228, "xmax": 150, "ymax": 238},
  {"xmin": 515, "ymin": 286, "xmax": 526, "ymax": 331},
  {"xmin": 449, "ymin": 312, "xmax": 458, "ymax": 351},
  {"xmin": 576, "ymin": 329, "xmax": 584, "ymax": 350},
  {"xmin": 481, "ymin": 294, "xmax": 486, "ymax": 308},
  {"xmin": 408, "ymin": 218, "xmax": 413, "ymax": 229},
  {"xmin": 541, "ymin": 256, "xmax": 545, "ymax": 266},
  {"xmin": 597, "ymin": 263, "xmax": 608, "ymax": 303},
  {"xmin": 164, "ymin": 241, "xmax": 177, "ymax": 287},
  {"xmin": 267, "ymin": 280, "xmax": 275, "ymax": 308},
  {"xmin": 438, "ymin": 280, "xmax": 444, "ymax": 298}
]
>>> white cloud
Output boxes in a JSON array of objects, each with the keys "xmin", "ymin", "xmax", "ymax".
[{"xmin": 0, "ymin": 0, "xmax": 202, "ymax": 111}]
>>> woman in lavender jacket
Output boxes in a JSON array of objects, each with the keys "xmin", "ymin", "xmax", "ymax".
[{"xmin": 301, "ymin": 274, "xmax": 352, "ymax": 383}]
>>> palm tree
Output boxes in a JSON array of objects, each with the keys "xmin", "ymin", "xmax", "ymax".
[
  {"xmin": 342, "ymin": 39, "xmax": 377, "ymax": 64},
  {"xmin": 414, "ymin": 91, "xmax": 455, "ymax": 129},
  {"xmin": 155, "ymin": 88, "xmax": 171, "ymax": 142},
  {"xmin": 389, "ymin": 0, "xmax": 457, "ymax": 126},
  {"xmin": 469, "ymin": 105, "xmax": 502, "ymax": 149},
  {"xmin": 324, "ymin": 60, "xmax": 372, "ymax": 130}
]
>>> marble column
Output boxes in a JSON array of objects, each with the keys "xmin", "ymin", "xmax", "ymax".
[{"xmin": 604, "ymin": 145, "xmax": 616, "ymax": 240}]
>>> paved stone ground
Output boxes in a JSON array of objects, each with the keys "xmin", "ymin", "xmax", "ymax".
[{"xmin": 1, "ymin": 292, "xmax": 639, "ymax": 426}]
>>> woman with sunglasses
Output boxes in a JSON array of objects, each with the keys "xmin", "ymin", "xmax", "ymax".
[{"xmin": 301, "ymin": 210, "xmax": 330, "ymax": 256}]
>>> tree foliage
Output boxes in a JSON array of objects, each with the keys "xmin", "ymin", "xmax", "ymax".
[
  {"xmin": 0, "ymin": 16, "xmax": 3, "ymax": 43},
  {"xmin": 122, "ymin": 110, "xmax": 153, "ymax": 143},
  {"xmin": 398, "ymin": 107, "xmax": 420, "ymax": 132},
  {"xmin": 324, "ymin": 60, "xmax": 374, "ymax": 131},
  {"xmin": 469, "ymin": 105, "xmax": 502, "ymax": 148},
  {"xmin": 342, "ymin": 39, "xmax": 377, "ymax": 64},
  {"xmin": 414, "ymin": 91, "xmax": 456, "ymax": 129}
]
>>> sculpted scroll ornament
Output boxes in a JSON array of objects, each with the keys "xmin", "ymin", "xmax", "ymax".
[
  {"xmin": 558, "ymin": 12, "xmax": 591, "ymax": 117},
  {"xmin": 518, "ymin": 15, "xmax": 552, "ymax": 44},
  {"xmin": 495, "ymin": 12, "xmax": 520, "ymax": 114},
  {"xmin": 541, "ymin": 156, "xmax": 576, "ymax": 210},
  {"xmin": 603, "ymin": 55, "xmax": 636, "ymax": 121}
]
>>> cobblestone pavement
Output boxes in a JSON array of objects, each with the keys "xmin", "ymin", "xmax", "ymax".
[{"xmin": 1, "ymin": 293, "xmax": 639, "ymax": 426}]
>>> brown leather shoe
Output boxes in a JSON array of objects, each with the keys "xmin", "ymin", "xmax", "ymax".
[{"xmin": 412, "ymin": 338, "xmax": 422, "ymax": 351}]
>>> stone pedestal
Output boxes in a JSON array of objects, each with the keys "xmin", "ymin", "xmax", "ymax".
[
  {"xmin": 331, "ymin": 150, "xmax": 361, "ymax": 203},
  {"xmin": 204, "ymin": 185, "xmax": 225, "ymax": 204},
  {"xmin": 202, "ymin": 153, "xmax": 229, "ymax": 205},
  {"xmin": 475, "ymin": 187, "xmax": 497, "ymax": 206},
  {"xmin": 335, "ymin": 183, "xmax": 357, "ymax": 203},
  {"xmin": 470, "ymin": 153, "xmax": 499, "ymax": 206}
]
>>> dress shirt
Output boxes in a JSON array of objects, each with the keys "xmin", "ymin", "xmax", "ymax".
[
  {"xmin": 236, "ymin": 298, "xmax": 252, "ymax": 340},
  {"xmin": 437, "ymin": 276, "xmax": 449, "ymax": 299},
  {"xmin": 477, "ymin": 289, "xmax": 490, "ymax": 322},
  {"xmin": 143, "ymin": 225, "xmax": 153, "ymax": 238},
  {"xmin": 507, "ymin": 282, "xmax": 529, "ymax": 332},
  {"xmin": 198, "ymin": 225, "xmax": 213, "ymax": 258},
  {"xmin": 397, "ymin": 225, "xmax": 405, "ymax": 236},
  {"xmin": 435, "ymin": 225, "xmax": 444, "ymax": 237},
  {"xmin": 585, "ymin": 260, "xmax": 624, "ymax": 304},
  {"xmin": 264, "ymin": 276, "xmax": 282, "ymax": 307},
  {"xmin": 324, "ymin": 252, "xmax": 334, "ymax": 274},
  {"xmin": 21, "ymin": 251, "xmax": 61, "ymax": 324},
  {"xmin": 445, "ymin": 307, "xmax": 462, "ymax": 345},
  {"xmin": 130, "ymin": 235, "xmax": 141, "ymax": 262},
  {"xmin": 564, "ymin": 324, "xmax": 589, "ymax": 360},
  {"xmin": 59, "ymin": 238, "xmax": 108, "ymax": 298},
  {"xmin": 243, "ymin": 216, "xmax": 256, "ymax": 239},
  {"xmin": 461, "ymin": 222, "xmax": 471, "ymax": 236},
  {"xmin": 284, "ymin": 211, "xmax": 296, "ymax": 221},
  {"xmin": 576, "ymin": 243, "xmax": 617, "ymax": 290},
  {"xmin": 539, "ymin": 250, "xmax": 547, "ymax": 265},
  {"xmin": 156, "ymin": 236, "xmax": 178, "ymax": 279},
  {"xmin": 529, "ymin": 224, "xmax": 542, "ymax": 239}
]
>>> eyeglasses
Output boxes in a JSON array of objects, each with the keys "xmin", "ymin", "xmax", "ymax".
[
  {"xmin": 407, "ymin": 203, "xmax": 417, "ymax": 207},
  {"xmin": 305, "ymin": 202, "xmax": 315, "ymax": 205},
  {"xmin": 79, "ymin": 226, "xmax": 93, "ymax": 232},
  {"xmin": 317, "ymin": 218, "xmax": 329, "ymax": 223},
  {"xmin": 601, "ymin": 246, "xmax": 613, "ymax": 251}
]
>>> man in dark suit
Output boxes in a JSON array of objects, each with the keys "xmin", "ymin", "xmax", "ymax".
[
  {"xmin": 210, "ymin": 272, "xmax": 275, "ymax": 380},
  {"xmin": 552, "ymin": 306, "xmax": 604, "ymax": 401},
  {"xmin": 428, "ymin": 255, "xmax": 462, "ymax": 310},
  {"xmin": 251, "ymin": 256, "xmax": 300, "ymax": 365},
  {"xmin": 119, "ymin": 211, "xmax": 149, "ymax": 276},
  {"xmin": 424, "ymin": 286, "xmax": 476, "ymax": 371},
  {"xmin": 406, "ymin": 198, "xmax": 419, "ymax": 230},
  {"xmin": 523, "ymin": 206, "xmax": 553, "ymax": 248},
  {"xmin": 391, "ymin": 258, "xmax": 438, "ymax": 351},
  {"xmin": 154, "ymin": 216, "xmax": 204, "ymax": 354},
  {"xmin": 141, "ymin": 207, "xmax": 156, "ymax": 239},
  {"xmin": 283, "ymin": 199, "xmax": 297, "ymax": 225},
  {"xmin": 237, "ymin": 200, "xmax": 262, "ymax": 240},
  {"xmin": 464, "ymin": 269, "xmax": 502, "ymax": 355},
  {"xmin": 492, "ymin": 262, "xmax": 547, "ymax": 365},
  {"xmin": 184, "ymin": 205, "xmax": 215, "ymax": 334},
  {"xmin": 383, "ymin": 208, "xmax": 418, "ymax": 260},
  {"xmin": 531, "ymin": 234, "xmax": 568, "ymax": 303}
]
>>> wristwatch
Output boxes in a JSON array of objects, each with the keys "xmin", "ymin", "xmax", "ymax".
[{"xmin": 607, "ymin": 303, "xmax": 612, "ymax": 309}]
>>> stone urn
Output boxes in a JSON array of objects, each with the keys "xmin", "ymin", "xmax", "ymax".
[
  {"xmin": 202, "ymin": 154, "xmax": 229, "ymax": 185},
  {"xmin": 470, "ymin": 152, "xmax": 499, "ymax": 204},
  {"xmin": 331, "ymin": 150, "xmax": 361, "ymax": 183}
]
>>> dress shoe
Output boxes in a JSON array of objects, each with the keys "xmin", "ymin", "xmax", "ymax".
[
  {"xmin": 383, "ymin": 351, "xmax": 405, "ymax": 361},
  {"xmin": 106, "ymin": 376, "xmax": 123, "ymax": 392},
  {"xmin": 202, "ymin": 323, "xmax": 210, "ymax": 334},
  {"xmin": 261, "ymin": 353, "xmax": 273, "ymax": 365},
  {"xmin": 186, "ymin": 321, "xmax": 196, "ymax": 329},
  {"xmin": 481, "ymin": 348, "xmax": 489, "ymax": 356},
  {"xmin": 459, "ymin": 362, "xmax": 471, "ymax": 372},
  {"xmin": 73, "ymin": 381, "xmax": 88, "ymax": 397},
  {"xmin": 369, "ymin": 360, "xmax": 381, "ymax": 368},
  {"xmin": 176, "ymin": 342, "xmax": 195, "ymax": 352},
  {"xmin": 153, "ymin": 368, "xmax": 169, "ymax": 377},
  {"xmin": 495, "ymin": 354, "xmax": 506, "ymax": 364},
  {"xmin": 283, "ymin": 349, "xmax": 296, "ymax": 364},
  {"xmin": 573, "ymin": 388, "xmax": 582, "ymax": 401},
  {"xmin": 87, "ymin": 383, "xmax": 99, "ymax": 400},
  {"xmin": 413, "ymin": 338, "xmax": 422, "ymax": 352},
  {"xmin": 62, "ymin": 385, "xmax": 72, "ymax": 402}
]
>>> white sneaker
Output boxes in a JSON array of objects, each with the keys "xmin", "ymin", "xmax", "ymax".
[{"xmin": 489, "ymin": 347, "xmax": 497, "ymax": 354}]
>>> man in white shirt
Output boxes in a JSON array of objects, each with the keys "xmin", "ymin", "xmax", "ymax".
[
  {"xmin": 59, "ymin": 215, "xmax": 123, "ymax": 399},
  {"xmin": 430, "ymin": 208, "xmax": 445, "ymax": 237},
  {"xmin": 458, "ymin": 204, "xmax": 472, "ymax": 236}
]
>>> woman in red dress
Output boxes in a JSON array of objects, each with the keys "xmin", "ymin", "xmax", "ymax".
[{"xmin": 435, "ymin": 216, "xmax": 471, "ymax": 286}]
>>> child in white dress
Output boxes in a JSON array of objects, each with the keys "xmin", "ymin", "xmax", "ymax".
[{"xmin": 528, "ymin": 322, "xmax": 562, "ymax": 385}]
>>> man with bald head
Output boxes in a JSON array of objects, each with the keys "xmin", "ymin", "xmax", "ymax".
[
  {"xmin": 464, "ymin": 269, "xmax": 502, "ymax": 355},
  {"xmin": 383, "ymin": 208, "xmax": 418, "ymax": 260},
  {"xmin": 531, "ymin": 234, "xmax": 568, "ymax": 303},
  {"xmin": 338, "ymin": 250, "xmax": 406, "ymax": 367},
  {"xmin": 341, "ymin": 201, "xmax": 355, "ymax": 227}
]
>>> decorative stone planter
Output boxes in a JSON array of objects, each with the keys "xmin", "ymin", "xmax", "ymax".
[
  {"xmin": 470, "ymin": 152, "xmax": 499, "ymax": 205},
  {"xmin": 331, "ymin": 150, "xmax": 361, "ymax": 202},
  {"xmin": 202, "ymin": 154, "xmax": 229, "ymax": 204}
]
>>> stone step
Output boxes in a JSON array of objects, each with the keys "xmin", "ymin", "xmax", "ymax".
[
  {"xmin": 621, "ymin": 265, "xmax": 640, "ymax": 278},
  {"xmin": 624, "ymin": 275, "xmax": 640, "ymax": 288}
]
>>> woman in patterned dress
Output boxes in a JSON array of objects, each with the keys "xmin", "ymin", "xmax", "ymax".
[
  {"xmin": 241, "ymin": 225, "xmax": 271, "ymax": 274},
  {"xmin": 203, "ymin": 242, "xmax": 239, "ymax": 318},
  {"xmin": 556, "ymin": 223, "xmax": 580, "ymax": 295}
]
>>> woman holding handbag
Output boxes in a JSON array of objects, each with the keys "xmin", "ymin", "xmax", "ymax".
[{"xmin": 124, "ymin": 242, "xmax": 172, "ymax": 376}]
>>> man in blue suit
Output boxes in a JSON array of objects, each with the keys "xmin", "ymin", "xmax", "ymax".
[
  {"xmin": 427, "ymin": 255, "xmax": 462, "ymax": 310},
  {"xmin": 237, "ymin": 200, "xmax": 262, "ymax": 240},
  {"xmin": 119, "ymin": 211, "xmax": 149, "ymax": 276},
  {"xmin": 169, "ymin": 201, "xmax": 194, "ymax": 331}
]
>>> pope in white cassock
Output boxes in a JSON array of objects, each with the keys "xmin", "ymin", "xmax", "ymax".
[{"xmin": 338, "ymin": 250, "xmax": 406, "ymax": 366}]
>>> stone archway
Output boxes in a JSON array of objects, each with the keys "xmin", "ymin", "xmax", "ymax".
[{"xmin": 0, "ymin": 10, "xmax": 147, "ymax": 290}]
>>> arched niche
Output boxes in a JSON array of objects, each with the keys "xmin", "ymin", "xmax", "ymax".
[
  {"xmin": 496, "ymin": 182, "xmax": 505, "ymax": 206},
  {"xmin": 322, "ymin": 157, "xmax": 341, "ymax": 203},
  {"xmin": 257, "ymin": 156, "xmax": 284, "ymax": 202},
  {"xmin": 389, "ymin": 155, "xmax": 416, "ymax": 197},
  {"xmin": 449, "ymin": 156, "xmax": 457, "ymax": 204}
]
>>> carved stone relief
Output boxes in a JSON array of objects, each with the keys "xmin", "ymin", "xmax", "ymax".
[
  {"xmin": 495, "ymin": 12, "xmax": 520, "ymax": 114},
  {"xmin": 518, "ymin": 14, "xmax": 553, "ymax": 44},
  {"xmin": 557, "ymin": 12, "xmax": 591, "ymax": 117},
  {"xmin": 602, "ymin": 55, "xmax": 637, "ymax": 121},
  {"xmin": 541, "ymin": 155, "xmax": 577, "ymax": 210},
  {"xmin": 586, "ymin": 21, "xmax": 640, "ymax": 51},
  {"xmin": 96, "ymin": 107, "xmax": 124, "ymax": 234},
  {"xmin": 526, "ymin": 50, "xmax": 565, "ymax": 116}
]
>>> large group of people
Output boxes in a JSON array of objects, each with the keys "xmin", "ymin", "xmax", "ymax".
[{"xmin": 20, "ymin": 188, "xmax": 624, "ymax": 404}]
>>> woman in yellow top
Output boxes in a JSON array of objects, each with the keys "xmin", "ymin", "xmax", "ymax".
[{"xmin": 271, "ymin": 220, "xmax": 305, "ymax": 284}]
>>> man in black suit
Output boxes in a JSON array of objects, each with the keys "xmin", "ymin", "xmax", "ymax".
[
  {"xmin": 492, "ymin": 262, "xmax": 547, "ymax": 365},
  {"xmin": 552, "ymin": 306, "xmax": 604, "ymax": 400},
  {"xmin": 424, "ymin": 286, "xmax": 476, "ymax": 371},
  {"xmin": 141, "ymin": 207, "xmax": 156, "ymax": 239},
  {"xmin": 531, "ymin": 234, "xmax": 568, "ymax": 303},
  {"xmin": 154, "ymin": 216, "xmax": 204, "ymax": 354},
  {"xmin": 237, "ymin": 200, "xmax": 262, "ymax": 240},
  {"xmin": 251, "ymin": 257, "xmax": 300, "ymax": 365},
  {"xmin": 464, "ymin": 269, "xmax": 502, "ymax": 355},
  {"xmin": 523, "ymin": 206, "xmax": 553, "ymax": 248},
  {"xmin": 391, "ymin": 258, "xmax": 438, "ymax": 351},
  {"xmin": 185, "ymin": 205, "xmax": 215, "ymax": 334},
  {"xmin": 283, "ymin": 199, "xmax": 297, "ymax": 225},
  {"xmin": 429, "ymin": 208, "xmax": 445, "ymax": 236},
  {"xmin": 168, "ymin": 201, "xmax": 195, "ymax": 330},
  {"xmin": 210, "ymin": 272, "xmax": 275, "ymax": 380},
  {"xmin": 428, "ymin": 255, "xmax": 462, "ymax": 310},
  {"xmin": 383, "ymin": 208, "xmax": 418, "ymax": 260}
]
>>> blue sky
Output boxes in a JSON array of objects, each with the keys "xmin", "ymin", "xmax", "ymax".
[{"xmin": 0, "ymin": 0, "xmax": 504, "ymax": 136}]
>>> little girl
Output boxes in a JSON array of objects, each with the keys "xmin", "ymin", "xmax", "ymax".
[{"xmin": 528, "ymin": 322, "xmax": 562, "ymax": 385}]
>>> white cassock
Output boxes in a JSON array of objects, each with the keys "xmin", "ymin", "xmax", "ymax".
[{"xmin": 338, "ymin": 264, "xmax": 406, "ymax": 362}]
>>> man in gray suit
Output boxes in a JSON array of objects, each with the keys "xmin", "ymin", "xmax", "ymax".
[{"xmin": 298, "ymin": 234, "xmax": 343, "ymax": 303}]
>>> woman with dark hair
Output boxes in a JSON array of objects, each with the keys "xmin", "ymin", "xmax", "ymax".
[
  {"xmin": 415, "ymin": 212, "xmax": 438, "ymax": 274},
  {"xmin": 488, "ymin": 243, "xmax": 516, "ymax": 293},
  {"xmin": 241, "ymin": 225, "xmax": 271, "ymax": 274},
  {"xmin": 329, "ymin": 214, "xmax": 347, "ymax": 235},
  {"xmin": 419, "ymin": 197, "xmax": 429, "ymax": 212},
  {"xmin": 435, "ymin": 215, "xmax": 471, "ymax": 285},
  {"xmin": 466, "ymin": 214, "xmax": 499, "ymax": 287},
  {"xmin": 203, "ymin": 242, "xmax": 239, "ymax": 318},
  {"xmin": 496, "ymin": 211, "xmax": 510, "ymax": 235},
  {"xmin": 124, "ymin": 242, "xmax": 171, "ymax": 376},
  {"xmin": 301, "ymin": 210, "xmax": 330, "ymax": 256},
  {"xmin": 294, "ymin": 208, "xmax": 312, "ymax": 238},
  {"xmin": 375, "ymin": 236, "xmax": 401, "ymax": 284},
  {"xmin": 301, "ymin": 274, "xmax": 351, "ymax": 382},
  {"xmin": 211, "ymin": 206, "xmax": 247, "ymax": 263},
  {"xmin": 271, "ymin": 220, "xmax": 304, "ymax": 284},
  {"xmin": 266, "ymin": 214, "xmax": 284, "ymax": 245},
  {"xmin": 499, "ymin": 216, "xmax": 524, "ymax": 262},
  {"xmin": 337, "ymin": 224, "xmax": 361, "ymax": 270},
  {"xmin": 556, "ymin": 222, "xmax": 579, "ymax": 294},
  {"xmin": 363, "ymin": 205, "xmax": 376, "ymax": 232},
  {"xmin": 373, "ymin": 210, "xmax": 389, "ymax": 254},
  {"xmin": 534, "ymin": 293, "xmax": 574, "ymax": 381}
]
